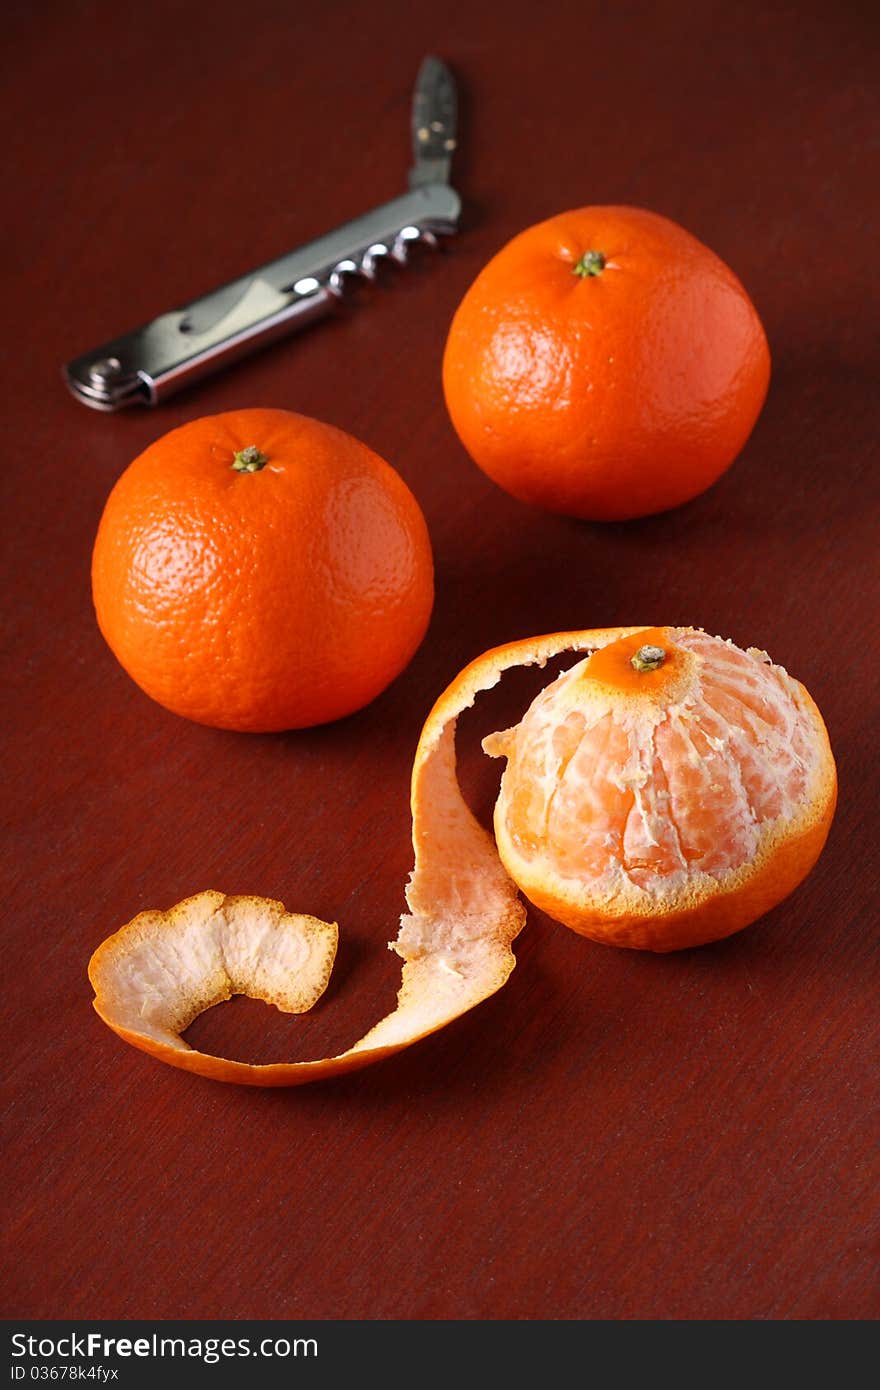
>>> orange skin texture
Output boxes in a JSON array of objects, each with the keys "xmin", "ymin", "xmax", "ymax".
[
  {"xmin": 91, "ymin": 408, "xmax": 434, "ymax": 732},
  {"xmin": 105, "ymin": 1038, "xmax": 388, "ymax": 1086},
  {"xmin": 443, "ymin": 206, "xmax": 771, "ymax": 520}
]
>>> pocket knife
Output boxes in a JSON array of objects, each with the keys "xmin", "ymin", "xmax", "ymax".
[{"xmin": 64, "ymin": 57, "xmax": 460, "ymax": 411}]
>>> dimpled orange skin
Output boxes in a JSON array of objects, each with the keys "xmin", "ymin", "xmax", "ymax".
[
  {"xmin": 443, "ymin": 206, "xmax": 771, "ymax": 520},
  {"xmin": 91, "ymin": 408, "xmax": 434, "ymax": 732}
]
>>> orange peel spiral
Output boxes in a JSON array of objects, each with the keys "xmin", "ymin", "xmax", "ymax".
[{"xmin": 89, "ymin": 626, "xmax": 836, "ymax": 1084}]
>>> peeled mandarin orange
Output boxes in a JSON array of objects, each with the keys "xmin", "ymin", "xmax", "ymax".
[
  {"xmin": 443, "ymin": 206, "xmax": 771, "ymax": 520},
  {"xmin": 484, "ymin": 627, "xmax": 837, "ymax": 950},
  {"xmin": 88, "ymin": 627, "xmax": 835, "ymax": 1085},
  {"xmin": 91, "ymin": 408, "xmax": 434, "ymax": 732}
]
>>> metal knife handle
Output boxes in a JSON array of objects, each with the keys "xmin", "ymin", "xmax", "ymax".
[{"xmin": 64, "ymin": 182, "xmax": 461, "ymax": 411}]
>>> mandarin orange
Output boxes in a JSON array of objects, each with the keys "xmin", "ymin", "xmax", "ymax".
[
  {"xmin": 88, "ymin": 625, "xmax": 836, "ymax": 1085},
  {"xmin": 484, "ymin": 627, "xmax": 836, "ymax": 950},
  {"xmin": 443, "ymin": 206, "xmax": 771, "ymax": 520},
  {"xmin": 91, "ymin": 408, "xmax": 434, "ymax": 731}
]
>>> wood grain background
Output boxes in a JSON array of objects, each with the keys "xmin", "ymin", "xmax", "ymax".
[{"xmin": 2, "ymin": 0, "xmax": 877, "ymax": 1320}]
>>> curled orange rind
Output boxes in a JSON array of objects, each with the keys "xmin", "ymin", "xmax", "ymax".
[
  {"xmin": 89, "ymin": 625, "xmax": 836, "ymax": 1084},
  {"xmin": 89, "ymin": 626, "xmax": 639, "ymax": 1085}
]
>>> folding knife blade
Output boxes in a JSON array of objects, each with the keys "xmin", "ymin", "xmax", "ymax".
[{"xmin": 410, "ymin": 55, "xmax": 457, "ymax": 189}]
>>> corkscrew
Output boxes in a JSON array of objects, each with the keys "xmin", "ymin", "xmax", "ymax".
[{"xmin": 63, "ymin": 57, "xmax": 460, "ymax": 412}]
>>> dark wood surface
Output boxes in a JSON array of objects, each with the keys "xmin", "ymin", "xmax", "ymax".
[{"xmin": 3, "ymin": 0, "xmax": 877, "ymax": 1321}]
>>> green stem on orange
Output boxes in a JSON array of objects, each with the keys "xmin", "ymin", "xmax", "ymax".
[
  {"xmin": 631, "ymin": 645, "xmax": 666, "ymax": 673},
  {"xmin": 232, "ymin": 445, "xmax": 270, "ymax": 473},
  {"xmin": 573, "ymin": 250, "xmax": 606, "ymax": 278}
]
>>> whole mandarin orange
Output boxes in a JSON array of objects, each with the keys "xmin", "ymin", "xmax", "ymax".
[
  {"xmin": 91, "ymin": 408, "xmax": 434, "ymax": 731},
  {"xmin": 443, "ymin": 206, "xmax": 771, "ymax": 520}
]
